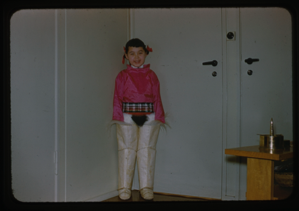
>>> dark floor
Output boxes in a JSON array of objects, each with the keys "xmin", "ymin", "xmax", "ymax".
[
  {"xmin": 103, "ymin": 185, "xmax": 293, "ymax": 202},
  {"xmin": 103, "ymin": 190, "xmax": 216, "ymax": 202}
]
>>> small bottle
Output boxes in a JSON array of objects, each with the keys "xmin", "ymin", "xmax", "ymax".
[
  {"xmin": 268, "ymin": 118, "xmax": 275, "ymax": 149},
  {"xmin": 270, "ymin": 118, "xmax": 274, "ymax": 136}
]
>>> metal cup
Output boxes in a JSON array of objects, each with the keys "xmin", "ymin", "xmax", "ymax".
[
  {"xmin": 266, "ymin": 134, "xmax": 284, "ymax": 150},
  {"xmin": 259, "ymin": 134, "xmax": 284, "ymax": 149}
]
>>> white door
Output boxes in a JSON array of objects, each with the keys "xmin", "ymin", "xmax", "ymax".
[
  {"xmin": 132, "ymin": 8, "xmax": 223, "ymax": 199},
  {"xmin": 239, "ymin": 8, "xmax": 292, "ymax": 197}
]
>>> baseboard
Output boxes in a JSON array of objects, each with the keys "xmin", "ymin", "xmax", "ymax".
[
  {"xmin": 132, "ymin": 188, "xmax": 221, "ymax": 201},
  {"xmin": 85, "ymin": 190, "xmax": 119, "ymax": 202},
  {"xmin": 152, "ymin": 191, "xmax": 221, "ymax": 201}
]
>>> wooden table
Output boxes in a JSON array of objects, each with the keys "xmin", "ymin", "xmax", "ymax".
[{"xmin": 225, "ymin": 145, "xmax": 293, "ymax": 200}]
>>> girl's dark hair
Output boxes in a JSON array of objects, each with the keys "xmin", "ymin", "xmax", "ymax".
[
  {"xmin": 123, "ymin": 38, "xmax": 149, "ymax": 61},
  {"xmin": 124, "ymin": 38, "xmax": 149, "ymax": 54}
]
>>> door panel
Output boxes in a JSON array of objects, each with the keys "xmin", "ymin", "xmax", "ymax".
[
  {"xmin": 240, "ymin": 7, "xmax": 292, "ymax": 147},
  {"xmin": 132, "ymin": 8, "xmax": 223, "ymax": 199},
  {"xmin": 239, "ymin": 8, "xmax": 292, "ymax": 199}
]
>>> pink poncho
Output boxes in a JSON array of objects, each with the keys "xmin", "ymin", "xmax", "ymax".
[{"xmin": 113, "ymin": 64, "xmax": 165, "ymax": 123}]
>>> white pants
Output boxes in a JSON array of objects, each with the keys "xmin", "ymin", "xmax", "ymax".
[{"xmin": 117, "ymin": 113, "xmax": 161, "ymax": 191}]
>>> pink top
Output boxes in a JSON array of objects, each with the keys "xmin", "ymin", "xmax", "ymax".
[{"xmin": 113, "ymin": 64, "xmax": 165, "ymax": 123}]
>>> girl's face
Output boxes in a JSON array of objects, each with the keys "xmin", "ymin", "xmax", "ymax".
[{"xmin": 125, "ymin": 47, "xmax": 147, "ymax": 67}]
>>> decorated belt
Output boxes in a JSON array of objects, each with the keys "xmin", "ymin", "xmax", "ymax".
[{"xmin": 122, "ymin": 102, "xmax": 154, "ymax": 113}]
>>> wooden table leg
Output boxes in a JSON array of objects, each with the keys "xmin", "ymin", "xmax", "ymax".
[{"xmin": 246, "ymin": 158, "xmax": 274, "ymax": 200}]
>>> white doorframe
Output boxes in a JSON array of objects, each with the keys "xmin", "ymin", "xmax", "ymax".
[{"xmin": 221, "ymin": 8, "xmax": 241, "ymax": 201}]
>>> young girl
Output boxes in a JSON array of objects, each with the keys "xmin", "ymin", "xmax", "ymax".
[{"xmin": 112, "ymin": 38, "xmax": 166, "ymax": 200}]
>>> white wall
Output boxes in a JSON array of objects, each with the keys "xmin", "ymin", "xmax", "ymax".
[
  {"xmin": 11, "ymin": 9, "xmax": 56, "ymax": 201},
  {"xmin": 11, "ymin": 9, "xmax": 128, "ymax": 202},
  {"xmin": 60, "ymin": 9, "xmax": 128, "ymax": 201}
]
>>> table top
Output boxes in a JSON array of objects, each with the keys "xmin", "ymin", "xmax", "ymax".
[{"xmin": 225, "ymin": 145, "xmax": 293, "ymax": 161}]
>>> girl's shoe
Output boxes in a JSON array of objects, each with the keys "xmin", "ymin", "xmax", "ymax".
[
  {"xmin": 119, "ymin": 188, "xmax": 131, "ymax": 200},
  {"xmin": 140, "ymin": 188, "xmax": 154, "ymax": 200}
]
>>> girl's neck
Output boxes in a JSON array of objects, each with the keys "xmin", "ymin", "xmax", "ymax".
[{"xmin": 131, "ymin": 64, "xmax": 144, "ymax": 69}]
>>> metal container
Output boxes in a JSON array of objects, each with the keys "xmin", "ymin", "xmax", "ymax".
[
  {"xmin": 267, "ymin": 134, "xmax": 284, "ymax": 149},
  {"xmin": 259, "ymin": 118, "xmax": 284, "ymax": 150},
  {"xmin": 259, "ymin": 134, "xmax": 284, "ymax": 149}
]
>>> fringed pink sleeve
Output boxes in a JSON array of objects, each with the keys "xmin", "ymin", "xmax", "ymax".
[
  {"xmin": 151, "ymin": 72, "xmax": 165, "ymax": 123},
  {"xmin": 112, "ymin": 72, "xmax": 124, "ymax": 122}
]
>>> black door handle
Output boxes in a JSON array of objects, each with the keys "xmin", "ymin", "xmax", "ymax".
[
  {"xmin": 202, "ymin": 60, "xmax": 218, "ymax": 66},
  {"xmin": 245, "ymin": 58, "xmax": 259, "ymax": 64}
]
